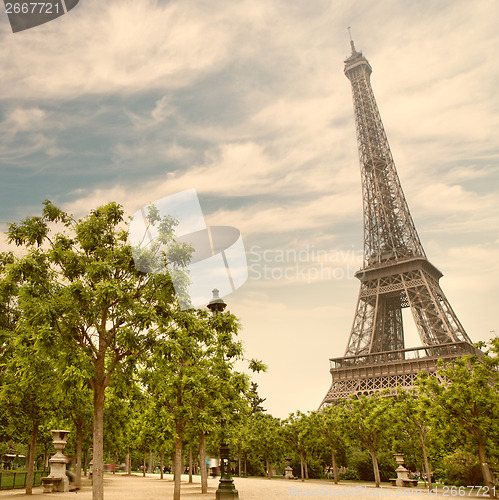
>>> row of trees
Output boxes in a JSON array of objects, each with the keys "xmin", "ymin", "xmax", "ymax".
[
  {"xmin": 3, "ymin": 343, "xmax": 497, "ymax": 493},
  {"xmin": 235, "ymin": 340, "xmax": 497, "ymax": 495},
  {"xmin": 0, "ymin": 200, "xmax": 265, "ymax": 500},
  {"xmin": 0, "ymin": 200, "xmax": 497, "ymax": 499}
]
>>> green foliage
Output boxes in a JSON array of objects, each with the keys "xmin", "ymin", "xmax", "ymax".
[
  {"xmin": 391, "ymin": 389, "xmax": 435, "ymax": 485},
  {"xmin": 340, "ymin": 469, "xmax": 360, "ymax": 481},
  {"xmin": 349, "ymin": 449, "xmax": 394, "ymax": 482},
  {"xmin": 0, "ymin": 323, "xmax": 60, "ymax": 438},
  {"xmin": 300, "ymin": 457, "xmax": 324, "ymax": 479},
  {"xmin": 141, "ymin": 308, "xmax": 250, "ymax": 431},
  {"xmin": 442, "ymin": 450, "xmax": 483, "ymax": 487},
  {"xmin": 247, "ymin": 382, "xmax": 266, "ymax": 414},
  {"xmin": 246, "ymin": 413, "xmax": 283, "ymax": 477},
  {"xmin": 342, "ymin": 393, "xmax": 392, "ymax": 451},
  {"xmin": 418, "ymin": 339, "xmax": 499, "ymax": 490},
  {"xmin": 3, "ymin": 200, "xmax": 189, "ymax": 499}
]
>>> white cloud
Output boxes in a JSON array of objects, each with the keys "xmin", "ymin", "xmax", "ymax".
[
  {"xmin": 0, "ymin": 0, "xmax": 235, "ymax": 98},
  {"xmin": 3, "ymin": 107, "xmax": 47, "ymax": 133},
  {"xmin": 415, "ymin": 183, "xmax": 496, "ymax": 214},
  {"xmin": 125, "ymin": 96, "xmax": 174, "ymax": 130}
]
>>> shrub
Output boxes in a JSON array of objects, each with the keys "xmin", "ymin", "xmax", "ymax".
[
  {"xmin": 340, "ymin": 469, "xmax": 360, "ymax": 481},
  {"xmin": 442, "ymin": 450, "xmax": 483, "ymax": 487},
  {"xmin": 349, "ymin": 450, "xmax": 395, "ymax": 482}
]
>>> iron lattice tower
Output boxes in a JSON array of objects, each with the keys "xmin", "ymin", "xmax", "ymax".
[{"xmin": 320, "ymin": 40, "xmax": 475, "ymax": 406}]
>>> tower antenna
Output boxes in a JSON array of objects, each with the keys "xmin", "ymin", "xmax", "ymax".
[{"xmin": 347, "ymin": 26, "xmax": 356, "ymax": 53}]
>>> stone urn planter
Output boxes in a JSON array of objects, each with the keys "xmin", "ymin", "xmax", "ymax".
[
  {"xmin": 284, "ymin": 458, "xmax": 294, "ymax": 479},
  {"xmin": 41, "ymin": 430, "xmax": 71, "ymax": 493}
]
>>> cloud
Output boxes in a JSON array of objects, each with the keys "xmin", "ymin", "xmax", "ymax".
[
  {"xmin": 3, "ymin": 107, "xmax": 47, "ymax": 133},
  {"xmin": 125, "ymin": 96, "xmax": 174, "ymax": 130},
  {"xmin": 415, "ymin": 183, "xmax": 496, "ymax": 214},
  {"xmin": 0, "ymin": 0, "xmax": 236, "ymax": 98},
  {"xmin": 0, "ymin": 106, "xmax": 67, "ymax": 161}
]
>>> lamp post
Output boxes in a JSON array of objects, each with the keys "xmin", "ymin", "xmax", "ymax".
[
  {"xmin": 207, "ymin": 289, "xmax": 239, "ymax": 500},
  {"xmin": 207, "ymin": 288, "xmax": 227, "ymax": 315}
]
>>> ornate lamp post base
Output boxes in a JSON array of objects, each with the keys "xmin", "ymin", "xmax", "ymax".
[
  {"xmin": 215, "ymin": 442, "xmax": 238, "ymax": 500},
  {"xmin": 215, "ymin": 480, "xmax": 239, "ymax": 500}
]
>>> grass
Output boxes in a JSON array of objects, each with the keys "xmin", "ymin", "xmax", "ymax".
[{"xmin": 0, "ymin": 470, "xmax": 46, "ymax": 490}]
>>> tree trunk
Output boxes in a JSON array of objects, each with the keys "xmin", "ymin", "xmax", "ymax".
[
  {"xmin": 421, "ymin": 439, "xmax": 432, "ymax": 489},
  {"xmin": 173, "ymin": 421, "xmax": 183, "ymax": 500},
  {"xmin": 244, "ymin": 453, "xmax": 247, "ymax": 477},
  {"xmin": 92, "ymin": 370, "xmax": 106, "ymax": 500},
  {"xmin": 369, "ymin": 448, "xmax": 381, "ymax": 488},
  {"xmin": 199, "ymin": 432, "xmax": 208, "ymax": 494},
  {"xmin": 25, "ymin": 420, "xmax": 39, "ymax": 495},
  {"xmin": 160, "ymin": 451, "xmax": 164, "ymax": 480},
  {"xmin": 332, "ymin": 450, "xmax": 339, "ymax": 484},
  {"xmin": 142, "ymin": 453, "xmax": 146, "ymax": 477},
  {"xmin": 421, "ymin": 462, "xmax": 427, "ymax": 488},
  {"xmin": 305, "ymin": 458, "xmax": 309, "ymax": 480},
  {"xmin": 125, "ymin": 452, "xmax": 131, "ymax": 475},
  {"xmin": 238, "ymin": 449, "xmax": 242, "ymax": 477},
  {"xmin": 84, "ymin": 448, "xmax": 89, "ymax": 477},
  {"xmin": 300, "ymin": 450, "xmax": 305, "ymax": 482},
  {"xmin": 188, "ymin": 447, "xmax": 193, "ymax": 483},
  {"xmin": 148, "ymin": 451, "xmax": 154, "ymax": 473},
  {"xmin": 75, "ymin": 420, "xmax": 83, "ymax": 488},
  {"xmin": 266, "ymin": 457, "xmax": 272, "ymax": 479},
  {"xmin": 44, "ymin": 443, "xmax": 49, "ymax": 469},
  {"xmin": 478, "ymin": 437, "xmax": 496, "ymax": 497}
]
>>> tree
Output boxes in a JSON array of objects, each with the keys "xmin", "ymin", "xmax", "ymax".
[
  {"xmin": 59, "ymin": 347, "xmax": 94, "ymax": 488},
  {"xmin": 247, "ymin": 382, "xmax": 266, "ymax": 414},
  {"xmin": 0, "ymin": 323, "xmax": 60, "ymax": 494},
  {"xmin": 418, "ymin": 339, "xmax": 498, "ymax": 495},
  {"xmin": 141, "ymin": 305, "xmax": 261, "ymax": 499},
  {"xmin": 282, "ymin": 411, "xmax": 325, "ymax": 481},
  {"xmin": 392, "ymin": 390, "xmax": 434, "ymax": 488},
  {"xmin": 141, "ymin": 309, "xmax": 212, "ymax": 500},
  {"xmin": 342, "ymin": 393, "xmax": 392, "ymax": 487},
  {"xmin": 6, "ymin": 200, "xmax": 187, "ymax": 500},
  {"xmin": 0, "ymin": 252, "xmax": 21, "ymax": 452},
  {"xmin": 319, "ymin": 405, "xmax": 348, "ymax": 484},
  {"xmin": 249, "ymin": 413, "xmax": 282, "ymax": 479},
  {"xmin": 103, "ymin": 384, "xmax": 142, "ymax": 474},
  {"xmin": 135, "ymin": 400, "xmax": 162, "ymax": 477}
]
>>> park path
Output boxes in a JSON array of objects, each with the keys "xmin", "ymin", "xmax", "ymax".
[{"xmin": 0, "ymin": 473, "xmax": 459, "ymax": 499}]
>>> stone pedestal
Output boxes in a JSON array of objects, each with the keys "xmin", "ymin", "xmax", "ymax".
[
  {"xmin": 395, "ymin": 465, "xmax": 411, "ymax": 487},
  {"xmin": 42, "ymin": 430, "xmax": 71, "ymax": 493},
  {"xmin": 392, "ymin": 453, "xmax": 417, "ymax": 488},
  {"xmin": 284, "ymin": 458, "xmax": 294, "ymax": 479}
]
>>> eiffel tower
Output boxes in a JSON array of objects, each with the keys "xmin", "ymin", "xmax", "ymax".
[{"xmin": 320, "ymin": 38, "xmax": 476, "ymax": 406}]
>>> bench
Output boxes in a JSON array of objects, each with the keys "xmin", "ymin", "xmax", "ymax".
[
  {"xmin": 389, "ymin": 478, "xmax": 419, "ymax": 487},
  {"xmin": 41, "ymin": 476, "xmax": 62, "ymax": 493}
]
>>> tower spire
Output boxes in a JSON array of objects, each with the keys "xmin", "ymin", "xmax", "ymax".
[{"xmin": 347, "ymin": 26, "xmax": 356, "ymax": 53}]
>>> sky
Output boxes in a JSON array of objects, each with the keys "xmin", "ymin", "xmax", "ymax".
[{"xmin": 1, "ymin": 0, "xmax": 498, "ymax": 419}]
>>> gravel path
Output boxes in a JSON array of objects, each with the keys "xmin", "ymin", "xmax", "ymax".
[{"xmin": 0, "ymin": 473, "xmax": 457, "ymax": 499}]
